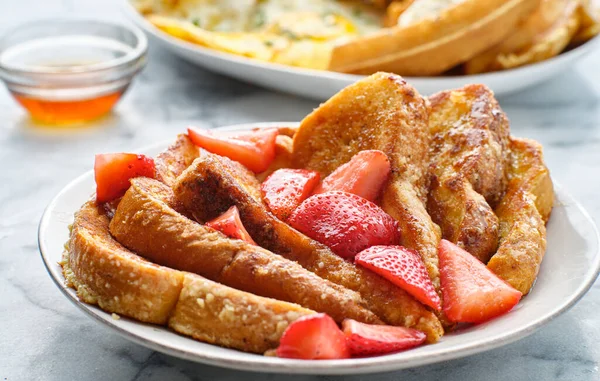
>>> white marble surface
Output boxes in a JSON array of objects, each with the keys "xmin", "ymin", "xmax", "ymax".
[{"xmin": 2, "ymin": 0, "xmax": 600, "ymax": 380}]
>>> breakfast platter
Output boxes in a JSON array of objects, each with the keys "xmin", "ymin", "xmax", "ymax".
[
  {"xmin": 123, "ymin": 0, "xmax": 600, "ymax": 99},
  {"xmin": 39, "ymin": 72, "xmax": 600, "ymax": 373}
]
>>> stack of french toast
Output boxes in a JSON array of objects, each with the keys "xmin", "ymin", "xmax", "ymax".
[{"xmin": 62, "ymin": 72, "xmax": 553, "ymax": 359}]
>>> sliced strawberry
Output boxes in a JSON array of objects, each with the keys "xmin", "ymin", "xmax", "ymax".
[
  {"xmin": 439, "ymin": 239, "xmax": 522, "ymax": 323},
  {"xmin": 355, "ymin": 246, "xmax": 441, "ymax": 311},
  {"xmin": 94, "ymin": 153, "xmax": 155, "ymax": 203},
  {"xmin": 205, "ymin": 206, "xmax": 256, "ymax": 245},
  {"xmin": 342, "ymin": 319, "xmax": 426, "ymax": 357},
  {"xmin": 187, "ymin": 127, "xmax": 278, "ymax": 173},
  {"xmin": 261, "ymin": 168, "xmax": 321, "ymax": 221},
  {"xmin": 313, "ymin": 150, "xmax": 391, "ymax": 202},
  {"xmin": 288, "ymin": 191, "xmax": 400, "ymax": 259},
  {"xmin": 276, "ymin": 313, "xmax": 350, "ymax": 360}
]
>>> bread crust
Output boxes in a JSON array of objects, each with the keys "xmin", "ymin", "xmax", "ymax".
[
  {"xmin": 173, "ymin": 149, "xmax": 444, "ymax": 342},
  {"xmin": 487, "ymin": 138, "xmax": 554, "ymax": 295},
  {"xmin": 62, "ymin": 200, "xmax": 314, "ymax": 353},
  {"xmin": 155, "ymin": 133, "xmax": 200, "ymax": 186},
  {"xmin": 465, "ymin": 0, "xmax": 575, "ymax": 74},
  {"xmin": 110, "ymin": 177, "xmax": 380, "ymax": 325},
  {"xmin": 328, "ymin": 0, "xmax": 540, "ymax": 75},
  {"xmin": 426, "ymin": 84, "xmax": 510, "ymax": 263}
]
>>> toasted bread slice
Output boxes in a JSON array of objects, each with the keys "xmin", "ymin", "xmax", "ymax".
[
  {"xmin": 426, "ymin": 85, "xmax": 510, "ymax": 263},
  {"xmin": 465, "ymin": 0, "xmax": 574, "ymax": 74},
  {"xmin": 174, "ymin": 150, "xmax": 444, "ymax": 342},
  {"xmin": 492, "ymin": 1, "xmax": 580, "ymax": 71},
  {"xmin": 62, "ymin": 200, "xmax": 184, "ymax": 324},
  {"xmin": 572, "ymin": 0, "xmax": 600, "ymax": 44},
  {"xmin": 290, "ymin": 73, "xmax": 440, "ymax": 287},
  {"xmin": 328, "ymin": 0, "xmax": 539, "ymax": 75},
  {"xmin": 487, "ymin": 138, "xmax": 553, "ymax": 295},
  {"xmin": 169, "ymin": 273, "xmax": 314, "ymax": 353},
  {"xmin": 62, "ymin": 200, "xmax": 314, "ymax": 353},
  {"xmin": 155, "ymin": 133, "xmax": 200, "ymax": 186},
  {"xmin": 110, "ymin": 177, "xmax": 380, "ymax": 325}
]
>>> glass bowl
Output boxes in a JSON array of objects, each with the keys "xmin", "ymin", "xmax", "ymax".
[{"xmin": 0, "ymin": 19, "xmax": 147, "ymax": 125}]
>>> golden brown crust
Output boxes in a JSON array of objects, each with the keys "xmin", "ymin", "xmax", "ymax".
[
  {"xmin": 110, "ymin": 177, "xmax": 380, "ymax": 325},
  {"xmin": 487, "ymin": 138, "xmax": 554, "ymax": 295},
  {"xmin": 426, "ymin": 84, "xmax": 510, "ymax": 263},
  {"xmin": 175, "ymin": 144, "xmax": 443, "ymax": 342},
  {"xmin": 328, "ymin": 0, "xmax": 540, "ymax": 75},
  {"xmin": 465, "ymin": 0, "xmax": 574, "ymax": 74},
  {"xmin": 492, "ymin": 0, "xmax": 580, "ymax": 71},
  {"xmin": 62, "ymin": 200, "xmax": 315, "ymax": 353},
  {"xmin": 62, "ymin": 200, "xmax": 184, "ymax": 324},
  {"xmin": 155, "ymin": 133, "xmax": 200, "ymax": 187},
  {"xmin": 168, "ymin": 273, "xmax": 314, "ymax": 354}
]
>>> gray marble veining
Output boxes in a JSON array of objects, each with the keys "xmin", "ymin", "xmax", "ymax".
[{"xmin": 1, "ymin": 0, "xmax": 600, "ymax": 380}]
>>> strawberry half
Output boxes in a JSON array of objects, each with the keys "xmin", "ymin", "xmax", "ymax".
[
  {"xmin": 288, "ymin": 191, "xmax": 400, "ymax": 259},
  {"xmin": 276, "ymin": 313, "xmax": 350, "ymax": 360},
  {"xmin": 355, "ymin": 246, "xmax": 441, "ymax": 311},
  {"xmin": 205, "ymin": 206, "xmax": 256, "ymax": 245},
  {"xmin": 439, "ymin": 239, "xmax": 522, "ymax": 323},
  {"xmin": 342, "ymin": 319, "xmax": 426, "ymax": 357},
  {"xmin": 313, "ymin": 150, "xmax": 391, "ymax": 202},
  {"xmin": 187, "ymin": 127, "xmax": 278, "ymax": 173},
  {"xmin": 261, "ymin": 168, "xmax": 320, "ymax": 221},
  {"xmin": 94, "ymin": 153, "xmax": 156, "ymax": 203}
]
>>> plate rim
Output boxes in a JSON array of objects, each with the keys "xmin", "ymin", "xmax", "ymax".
[
  {"xmin": 120, "ymin": 0, "xmax": 600, "ymax": 85},
  {"xmin": 39, "ymin": 122, "xmax": 600, "ymax": 374}
]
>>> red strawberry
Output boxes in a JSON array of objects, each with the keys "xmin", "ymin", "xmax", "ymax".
[
  {"xmin": 288, "ymin": 191, "xmax": 400, "ymax": 259},
  {"xmin": 206, "ymin": 206, "xmax": 256, "ymax": 245},
  {"xmin": 313, "ymin": 150, "xmax": 391, "ymax": 202},
  {"xmin": 261, "ymin": 169, "xmax": 321, "ymax": 221},
  {"xmin": 342, "ymin": 319, "xmax": 426, "ymax": 357},
  {"xmin": 187, "ymin": 127, "xmax": 278, "ymax": 173},
  {"xmin": 94, "ymin": 153, "xmax": 155, "ymax": 203},
  {"xmin": 276, "ymin": 313, "xmax": 350, "ymax": 360},
  {"xmin": 355, "ymin": 246, "xmax": 441, "ymax": 311},
  {"xmin": 439, "ymin": 239, "xmax": 522, "ymax": 323}
]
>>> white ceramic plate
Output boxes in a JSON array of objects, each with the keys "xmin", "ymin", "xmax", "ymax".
[
  {"xmin": 39, "ymin": 123, "xmax": 600, "ymax": 375},
  {"xmin": 122, "ymin": 2, "xmax": 600, "ymax": 100}
]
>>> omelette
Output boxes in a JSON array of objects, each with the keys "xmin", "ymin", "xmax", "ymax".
[{"xmin": 134, "ymin": 0, "xmax": 383, "ymax": 70}]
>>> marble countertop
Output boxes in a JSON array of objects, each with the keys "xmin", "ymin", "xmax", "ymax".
[{"xmin": 2, "ymin": 1, "xmax": 600, "ymax": 380}]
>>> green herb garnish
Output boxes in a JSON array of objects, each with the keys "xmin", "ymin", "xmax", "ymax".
[{"xmin": 192, "ymin": 18, "xmax": 201, "ymax": 27}]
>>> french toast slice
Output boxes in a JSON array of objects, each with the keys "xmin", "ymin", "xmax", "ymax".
[
  {"xmin": 290, "ymin": 73, "xmax": 441, "ymax": 290},
  {"xmin": 173, "ymin": 150, "xmax": 444, "ymax": 342},
  {"xmin": 169, "ymin": 273, "xmax": 315, "ymax": 354},
  {"xmin": 62, "ymin": 200, "xmax": 314, "ymax": 353},
  {"xmin": 155, "ymin": 133, "xmax": 200, "ymax": 187},
  {"xmin": 426, "ymin": 84, "xmax": 511, "ymax": 263},
  {"xmin": 328, "ymin": 0, "xmax": 539, "ymax": 75},
  {"xmin": 62, "ymin": 200, "xmax": 184, "ymax": 324},
  {"xmin": 465, "ymin": 0, "xmax": 575, "ymax": 74},
  {"xmin": 110, "ymin": 177, "xmax": 381, "ymax": 325},
  {"xmin": 479, "ymin": 0, "xmax": 580, "ymax": 72},
  {"xmin": 572, "ymin": 0, "xmax": 600, "ymax": 44},
  {"xmin": 487, "ymin": 138, "xmax": 554, "ymax": 295}
]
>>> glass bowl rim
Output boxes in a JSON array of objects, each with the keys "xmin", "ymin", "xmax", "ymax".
[{"xmin": 0, "ymin": 17, "xmax": 148, "ymax": 76}]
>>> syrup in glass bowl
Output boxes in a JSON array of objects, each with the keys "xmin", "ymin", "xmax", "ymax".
[{"xmin": 0, "ymin": 19, "xmax": 147, "ymax": 125}]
